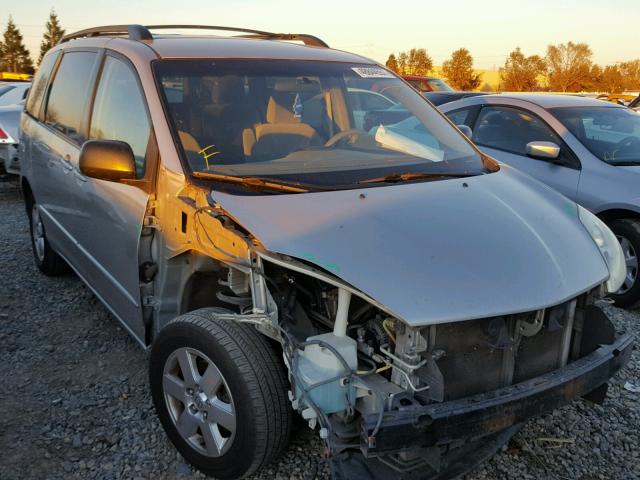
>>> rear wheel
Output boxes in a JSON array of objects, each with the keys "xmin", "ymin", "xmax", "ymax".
[
  {"xmin": 150, "ymin": 308, "xmax": 292, "ymax": 479},
  {"xmin": 28, "ymin": 201, "xmax": 69, "ymax": 276},
  {"xmin": 609, "ymin": 219, "xmax": 640, "ymax": 309}
]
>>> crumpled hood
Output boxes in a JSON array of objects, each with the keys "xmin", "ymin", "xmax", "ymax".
[{"xmin": 211, "ymin": 166, "xmax": 609, "ymax": 326}]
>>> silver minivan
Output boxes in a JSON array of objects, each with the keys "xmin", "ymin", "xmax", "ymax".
[{"xmin": 20, "ymin": 25, "xmax": 632, "ymax": 480}]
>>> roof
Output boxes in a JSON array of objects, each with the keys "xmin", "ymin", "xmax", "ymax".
[
  {"xmin": 146, "ymin": 35, "xmax": 374, "ymax": 63},
  {"xmin": 481, "ymin": 93, "xmax": 625, "ymax": 109},
  {"xmin": 56, "ymin": 25, "xmax": 375, "ymax": 64}
]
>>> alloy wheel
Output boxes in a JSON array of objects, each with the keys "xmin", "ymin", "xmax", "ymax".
[
  {"xmin": 162, "ymin": 347, "xmax": 236, "ymax": 457},
  {"xmin": 31, "ymin": 204, "xmax": 45, "ymax": 263},
  {"xmin": 616, "ymin": 235, "xmax": 638, "ymax": 295}
]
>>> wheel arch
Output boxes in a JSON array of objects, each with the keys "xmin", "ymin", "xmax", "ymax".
[
  {"xmin": 21, "ymin": 177, "xmax": 34, "ymax": 211},
  {"xmin": 596, "ymin": 208, "xmax": 640, "ymax": 224}
]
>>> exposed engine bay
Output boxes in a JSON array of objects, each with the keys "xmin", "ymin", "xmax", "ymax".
[{"xmin": 214, "ymin": 252, "xmax": 622, "ymax": 477}]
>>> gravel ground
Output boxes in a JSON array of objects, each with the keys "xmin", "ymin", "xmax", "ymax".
[{"xmin": 0, "ymin": 178, "xmax": 638, "ymax": 480}]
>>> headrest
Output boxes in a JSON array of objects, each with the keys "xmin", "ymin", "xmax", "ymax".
[
  {"xmin": 272, "ymin": 78, "xmax": 320, "ymax": 93},
  {"xmin": 211, "ymin": 76, "xmax": 245, "ymax": 104},
  {"xmin": 266, "ymin": 92, "xmax": 299, "ymax": 124}
]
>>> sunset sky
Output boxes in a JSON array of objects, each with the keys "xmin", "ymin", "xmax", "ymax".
[{"xmin": 2, "ymin": 0, "xmax": 639, "ymax": 69}]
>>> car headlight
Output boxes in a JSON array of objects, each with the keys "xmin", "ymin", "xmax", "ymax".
[{"xmin": 578, "ymin": 206, "xmax": 626, "ymax": 293}]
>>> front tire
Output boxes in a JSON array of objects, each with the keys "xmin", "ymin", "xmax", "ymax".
[
  {"xmin": 150, "ymin": 308, "xmax": 292, "ymax": 479},
  {"xmin": 609, "ymin": 219, "xmax": 640, "ymax": 309}
]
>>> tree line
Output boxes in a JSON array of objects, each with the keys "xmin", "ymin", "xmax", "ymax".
[
  {"xmin": 2, "ymin": 13, "xmax": 639, "ymax": 95},
  {"xmin": 386, "ymin": 43, "xmax": 640, "ymax": 93},
  {"xmin": 0, "ymin": 10, "xmax": 65, "ymax": 74}
]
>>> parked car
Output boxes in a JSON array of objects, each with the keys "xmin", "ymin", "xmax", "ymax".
[
  {"xmin": 402, "ymin": 74, "xmax": 453, "ymax": 92},
  {"xmin": 596, "ymin": 93, "xmax": 637, "ymax": 106},
  {"xmin": 20, "ymin": 25, "xmax": 631, "ymax": 480},
  {"xmin": 423, "ymin": 91, "xmax": 489, "ymax": 106},
  {"xmin": 0, "ymin": 82, "xmax": 31, "ymax": 107},
  {"xmin": 0, "ymin": 82, "xmax": 31, "ymax": 176},
  {"xmin": 0, "ymin": 105, "xmax": 24, "ymax": 176},
  {"xmin": 440, "ymin": 94, "xmax": 640, "ymax": 308}
]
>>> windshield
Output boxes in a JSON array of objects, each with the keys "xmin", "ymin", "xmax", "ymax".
[
  {"xmin": 155, "ymin": 60, "xmax": 488, "ymax": 191},
  {"xmin": 426, "ymin": 78, "xmax": 453, "ymax": 92},
  {"xmin": 553, "ymin": 106, "xmax": 640, "ymax": 165}
]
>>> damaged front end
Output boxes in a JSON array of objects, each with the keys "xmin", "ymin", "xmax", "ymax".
[{"xmin": 220, "ymin": 250, "xmax": 632, "ymax": 480}]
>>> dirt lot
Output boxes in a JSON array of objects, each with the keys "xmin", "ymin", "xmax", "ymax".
[{"xmin": 0, "ymin": 179, "xmax": 638, "ymax": 480}]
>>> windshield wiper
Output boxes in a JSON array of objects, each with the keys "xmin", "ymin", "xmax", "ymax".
[
  {"xmin": 357, "ymin": 171, "xmax": 481, "ymax": 185},
  {"xmin": 192, "ymin": 171, "xmax": 328, "ymax": 193},
  {"xmin": 608, "ymin": 160, "xmax": 640, "ymax": 166}
]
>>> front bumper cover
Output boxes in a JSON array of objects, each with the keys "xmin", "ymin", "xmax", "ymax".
[{"xmin": 360, "ymin": 331, "xmax": 632, "ymax": 456}]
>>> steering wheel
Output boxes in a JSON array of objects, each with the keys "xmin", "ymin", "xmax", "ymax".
[
  {"xmin": 324, "ymin": 129, "xmax": 368, "ymax": 148},
  {"xmin": 613, "ymin": 136, "xmax": 640, "ymax": 158}
]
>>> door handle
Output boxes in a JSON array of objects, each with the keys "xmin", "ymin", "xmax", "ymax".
[
  {"xmin": 73, "ymin": 169, "xmax": 87, "ymax": 183},
  {"xmin": 60, "ymin": 155, "xmax": 73, "ymax": 172}
]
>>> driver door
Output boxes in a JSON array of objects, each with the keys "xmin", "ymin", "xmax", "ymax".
[{"xmin": 71, "ymin": 53, "xmax": 155, "ymax": 343}]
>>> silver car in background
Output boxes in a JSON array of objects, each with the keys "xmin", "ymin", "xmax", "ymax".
[
  {"xmin": 440, "ymin": 94, "xmax": 640, "ymax": 308},
  {"xmin": 0, "ymin": 82, "xmax": 30, "ymax": 176}
]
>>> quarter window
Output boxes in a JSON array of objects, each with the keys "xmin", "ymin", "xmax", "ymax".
[
  {"xmin": 446, "ymin": 108, "xmax": 472, "ymax": 127},
  {"xmin": 44, "ymin": 51, "xmax": 98, "ymax": 143},
  {"xmin": 90, "ymin": 56, "xmax": 151, "ymax": 178},
  {"xmin": 26, "ymin": 51, "xmax": 60, "ymax": 118}
]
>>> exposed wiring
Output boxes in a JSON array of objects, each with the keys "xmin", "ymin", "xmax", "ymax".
[
  {"xmin": 382, "ymin": 318, "xmax": 396, "ymax": 344},
  {"xmin": 193, "ymin": 206, "xmax": 246, "ymax": 261}
]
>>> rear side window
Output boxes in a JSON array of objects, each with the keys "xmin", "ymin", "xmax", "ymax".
[
  {"xmin": 45, "ymin": 51, "xmax": 98, "ymax": 144},
  {"xmin": 89, "ymin": 56, "xmax": 151, "ymax": 178},
  {"xmin": 26, "ymin": 51, "xmax": 59, "ymax": 117}
]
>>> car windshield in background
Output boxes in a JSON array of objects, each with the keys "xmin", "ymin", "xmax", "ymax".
[
  {"xmin": 553, "ymin": 106, "xmax": 640, "ymax": 166},
  {"xmin": 427, "ymin": 78, "xmax": 454, "ymax": 92},
  {"xmin": 154, "ymin": 60, "xmax": 487, "ymax": 191}
]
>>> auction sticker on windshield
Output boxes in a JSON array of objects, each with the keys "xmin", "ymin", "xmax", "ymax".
[{"xmin": 351, "ymin": 66, "xmax": 395, "ymax": 78}]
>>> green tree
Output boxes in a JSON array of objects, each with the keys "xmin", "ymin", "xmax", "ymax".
[
  {"xmin": 38, "ymin": 9, "xmax": 65, "ymax": 65},
  {"xmin": 546, "ymin": 42, "xmax": 593, "ymax": 92},
  {"xmin": 0, "ymin": 16, "xmax": 34, "ymax": 74},
  {"xmin": 385, "ymin": 54, "xmax": 399, "ymax": 73},
  {"xmin": 499, "ymin": 47, "xmax": 546, "ymax": 91},
  {"xmin": 442, "ymin": 48, "xmax": 481, "ymax": 90}
]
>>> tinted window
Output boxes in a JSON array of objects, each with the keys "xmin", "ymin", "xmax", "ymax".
[
  {"xmin": 553, "ymin": 106, "xmax": 640, "ymax": 165},
  {"xmin": 446, "ymin": 108, "xmax": 472, "ymax": 126},
  {"xmin": 0, "ymin": 84, "xmax": 29, "ymax": 106},
  {"xmin": 45, "ymin": 51, "xmax": 97, "ymax": 143},
  {"xmin": 426, "ymin": 78, "xmax": 453, "ymax": 92},
  {"xmin": 26, "ymin": 52, "xmax": 60, "ymax": 117},
  {"xmin": 155, "ymin": 60, "xmax": 487, "ymax": 192},
  {"xmin": 473, "ymin": 106, "xmax": 562, "ymax": 156},
  {"xmin": 90, "ymin": 56, "xmax": 151, "ymax": 178},
  {"xmin": 407, "ymin": 79, "xmax": 426, "ymax": 91}
]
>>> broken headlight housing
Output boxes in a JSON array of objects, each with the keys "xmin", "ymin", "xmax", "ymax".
[{"xmin": 578, "ymin": 205, "xmax": 626, "ymax": 293}]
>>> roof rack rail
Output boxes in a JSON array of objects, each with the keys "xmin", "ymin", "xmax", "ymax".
[
  {"xmin": 58, "ymin": 24, "xmax": 329, "ymax": 48},
  {"xmin": 58, "ymin": 25, "xmax": 152, "ymax": 44}
]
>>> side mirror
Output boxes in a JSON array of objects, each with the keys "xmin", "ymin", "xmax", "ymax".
[
  {"xmin": 457, "ymin": 124, "xmax": 473, "ymax": 139},
  {"xmin": 526, "ymin": 141, "xmax": 560, "ymax": 160},
  {"xmin": 79, "ymin": 140, "xmax": 136, "ymax": 182}
]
